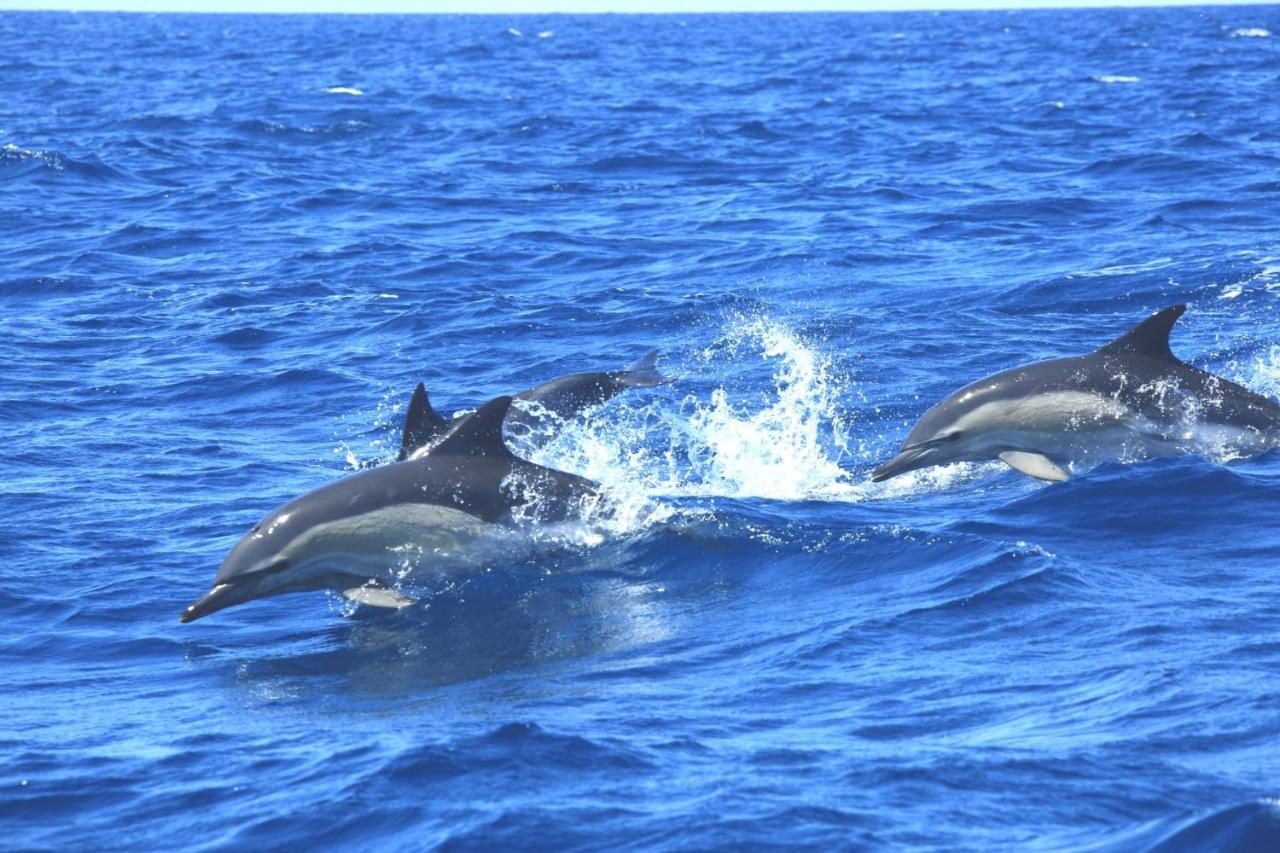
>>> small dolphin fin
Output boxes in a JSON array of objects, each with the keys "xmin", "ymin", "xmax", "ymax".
[
  {"xmin": 397, "ymin": 382, "xmax": 451, "ymax": 462},
  {"xmin": 999, "ymin": 451, "xmax": 1069, "ymax": 483},
  {"xmin": 1097, "ymin": 305, "xmax": 1187, "ymax": 362},
  {"xmin": 620, "ymin": 349, "xmax": 668, "ymax": 387},
  {"xmin": 430, "ymin": 395, "xmax": 515, "ymax": 459},
  {"xmin": 342, "ymin": 580, "xmax": 416, "ymax": 610}
]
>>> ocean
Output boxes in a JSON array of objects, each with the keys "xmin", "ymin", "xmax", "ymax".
[{"xmin": 4, "ymin": 7, "xmax": 1280, "ymax": 848}]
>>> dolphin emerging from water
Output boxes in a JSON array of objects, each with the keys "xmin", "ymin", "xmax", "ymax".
[
  {"xmin": 872, "ymin": 305, "xmax": 1280, "ymax": 483},
  {"xmin": 181, "ymin": 395, "xmax": 600, "ymax": 623},
  {"xmin": 397, "ymin": 350, "xmax": 666, "ymax": 461}
]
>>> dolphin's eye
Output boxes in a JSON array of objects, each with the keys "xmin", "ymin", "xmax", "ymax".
[{"xmin": 944, "ymin": 431, "xmax": 962, "ymax": 442}]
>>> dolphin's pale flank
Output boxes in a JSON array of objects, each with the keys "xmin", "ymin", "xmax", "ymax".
[
  {"xmin": 181, "ymin": 395, "xmax": 600, "ymax": 623},
  {"xmin": 397, "ymin": 349, "xmax": 667, "ymax": 461},
  {"xmin": 872, "ymin": 305, "xmax": 1280, "ymax": 483}
]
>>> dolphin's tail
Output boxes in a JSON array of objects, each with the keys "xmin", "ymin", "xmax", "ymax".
[{"xmin": 620, "ymin": 349, "xmax": 668, "ymax": 387}]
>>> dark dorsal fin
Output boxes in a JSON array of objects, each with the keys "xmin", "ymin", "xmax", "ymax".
[
  {"xmin": 397, "ymin": 383, "xmax": 451, "ymax": 462},
  {"xmin": 619, "ymin": 348, "xmax": 668, "ymax": 387},
  {"xmin": 1097, "ymin": 304, "xmax": 1187, "ymax": 362},
  {"xmin": 429, "ymin": 395, "xmax": 515, "ymax": 460}
]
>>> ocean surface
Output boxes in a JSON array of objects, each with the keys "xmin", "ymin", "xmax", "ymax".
[{"xmin": 4, "ymin": 7, "xmax": 1280, "ymax": 849}]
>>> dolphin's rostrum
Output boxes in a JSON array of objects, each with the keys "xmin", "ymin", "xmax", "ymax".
[
  {"xmin": 181, "ymin": 395, "xmax": 600, "ymax": 623},
  {"xmin": 872, "ymin": 305, "xmax": 1280, "ymax": 483}
]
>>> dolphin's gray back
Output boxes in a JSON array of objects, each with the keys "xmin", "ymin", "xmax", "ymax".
[
  {"xmin": 384, "ymin": 392, "xmax": 599, "ymax": 523},
  {"xmin": 514, "ymin": 371, "xmax": 628, "ymax": 421},
  {"xmin": 316, "ymin": 454, "xmax": 593, "ymax": 524},
  {"xmin": 516, "ymin": 351, "xmax": 664, "ymax": 420},
  {"xmin": 1113, "ymin": 356, "xmax": 1280, "ymax": 431}
]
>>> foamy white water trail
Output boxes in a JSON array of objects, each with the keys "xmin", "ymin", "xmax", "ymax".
[{"xmin": 524, "ymin": 317, "xmax": 872, "ymax": 505}]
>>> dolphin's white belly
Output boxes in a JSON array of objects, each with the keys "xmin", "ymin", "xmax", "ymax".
[
  {"xmin": 954, "ymin": 391, "xmax": 1131, "ymax": 438},
  {"xmin": 279, "ymin": 503, "xmax": 499, "ymax": 585},
  {"xmin": 959, "ymin": 390, "xmax": 1276, "ymax": 470}
]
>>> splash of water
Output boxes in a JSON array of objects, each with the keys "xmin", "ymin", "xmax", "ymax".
[
  {"xmin": 1239, "ymin": 344, "xmax": 1280, "ymax": 401},
  {"xmin": 529, "ymin": 317, "xmax": 865, "ymax": 504}
]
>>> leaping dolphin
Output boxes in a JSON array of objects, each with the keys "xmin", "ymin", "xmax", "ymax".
[
  {"xmin": 397, "ymin": 349, "xmax": 666, "ymax": 461},
  {"xmin": 181, "ymin": 395, "xmax": 600, "ymax": 623},
  {"xmin": 872, "ymin": 305, "xmax": 1280, "ymax": 483}
]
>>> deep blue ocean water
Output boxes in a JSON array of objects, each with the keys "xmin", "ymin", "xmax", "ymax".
[{"xmin": 5, "ymin": 7, "xmax": 1280, "ymax": 848}]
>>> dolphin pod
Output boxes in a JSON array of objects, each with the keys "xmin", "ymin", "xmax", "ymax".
[
  {"xmin": 180, "ymin": 395, "xmax": 603, "ymax": 623},
  {"xmin": 181, "ymin": 352, "xmax": 664, "ymax": 623},
  {"xmin": 183, "ymin": 309, "xmax": 1280, "ymax": 623},
  {"xmin": 873, "ymin": 305, "xmax": 1280, "ymax": 483}
]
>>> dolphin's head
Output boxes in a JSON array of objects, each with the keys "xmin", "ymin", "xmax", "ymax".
[
  {"xmin": 181, "ymin": 395, "xmax": 555, "ymax": 623},
  {"xmin": 179, "ymin": 501, "xmax": 316, "ymax": 623},
  {"xmin": 870, "ymin": 380, "xmax": 1001, "ymax": 483},
  {"xmin": 871, "ymin": 415, "xmax": 968, "ymax": 482},
  {"xmin": 180, "ymin": 467, "xmax": 397, "ymax": 623}
]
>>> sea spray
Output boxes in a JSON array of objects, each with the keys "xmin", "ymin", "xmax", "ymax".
[{"xmin": 528, "ymin": 316, "xmax": 861, "ymax": 503}]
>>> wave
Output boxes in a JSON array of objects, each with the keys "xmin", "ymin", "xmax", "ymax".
[
  {"xmin": 1093, "ymin": 800, "xmax": 1280, "ymax": 851},
  {"xmin": 0, "ymin": 142, "xmax": 138, "ymax": 184}
]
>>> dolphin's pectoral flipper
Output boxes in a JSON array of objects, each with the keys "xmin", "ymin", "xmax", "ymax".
[
  {"xmin": 342, "ymin": 579, "xmax": 416, "ymax": 610},
  {"xmin": 620, "ymin": 349, "xmax": 668, "ymax": 387},
  {"xmin": 397, "ymin": 382, "xmax": 451, "ymax": 462},
  {"xmin": 1097, "ymin": 304, "xmax": 1187, "ymax": 362},
  {"xmin": 999, "ymin": 451, "xmax": 1069, "ymax": 482}
]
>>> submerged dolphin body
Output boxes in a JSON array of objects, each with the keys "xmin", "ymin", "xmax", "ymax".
[
  {"xmin": 397, "ymin": 350, "xmax": 666, "ymax": 461},
  {"xmin": 181, "ymin": 396, "xmax": 600, "ymax": 623},
  {"xmin": 872, "ymin": 305, "xmax": 1280, "ymax": 483}
]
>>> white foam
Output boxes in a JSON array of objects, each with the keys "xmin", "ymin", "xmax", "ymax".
[
  {"xmin": 528, "ymin": 317, "xmax": 865, "ymax": 505},
  {"xmin": 324, "ymin": 86, "xmax": 364, "ymax": 96},
  {"xmin": 1230, "ymin": 27, "xmax": 1270, "ymax": 38},
  {"xmin": 1092, "ymin": 75, "xmax": 1140, "ymax": 85},
  {"xmin": 1217, "ymin": 256, "xmax": 1280, "ymax": 299},
  {"xmin": 1237, "ymin": 344, "xmax": 1280, "ymax": 401},
  {"xmin": 507, "ymin": 27, "xmax": 522, "ymax": 37},
  {"xmin": 1, "ymin": 142, "xmax": 63, "ymax": 170}
]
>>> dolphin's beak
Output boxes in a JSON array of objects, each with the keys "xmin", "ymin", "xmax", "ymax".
[
  {"xmin": 871, "ymin": 445, "xmax": 932, "ymax": 482},
  {"xmin": 180, "ymin": 582, "xmax": 244, "ymax": 623},
  {"xmin": 181, "ymin": 557, "xmax": 295, "ymax": 623}
]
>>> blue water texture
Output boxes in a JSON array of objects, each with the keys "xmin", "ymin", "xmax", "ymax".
[{"xmin": 5, "ymin": 7, "xmax": 1280, "ymax": 849}]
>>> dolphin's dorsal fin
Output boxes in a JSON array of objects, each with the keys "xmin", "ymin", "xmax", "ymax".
[
  {"xmin": 397, "ymin": 383, "xmax": 451, "ymax": 462},
  {"xmin": 1097, "ymin": 304, "xmax": 1187, "ymax": 362},
  {"xmin": 430, "ymin": 395, "xmax": 515, "ymax": 459},
  {"xmin": 619, "ymin": 349, "xmax": 668, "ymax": 387}
]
